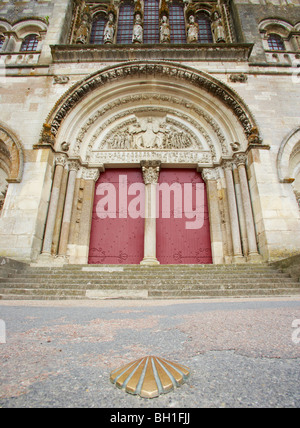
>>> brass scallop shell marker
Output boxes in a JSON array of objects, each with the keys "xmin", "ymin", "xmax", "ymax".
[{"xmin": 110, "ymin": 356, "xmax": 190, "ymax": 398}]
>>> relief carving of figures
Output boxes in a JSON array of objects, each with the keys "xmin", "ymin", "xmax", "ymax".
[
  {"xmin": 104, "ymin": 116, "xmax": 195, "ymax": 150},
  {"xmin": 75, "ymin": 7, "xmax": 92, "ymax": 44},
  {"xmin": 133, "ymin": 12, "xmax": 143, "ymax": 43},
  {"xmin": 160, "ymin": 15, "xmax": 170, "ymax": 44},
  {"xmin": 187, "ymin": 15, "xmax": 199, "ymax": 43},
  {"xmin": 211, "ymin": 9, "xmax": 226, "ymax": 43},
  {"xmin": 104, "ymin": 12, "xmax": 116, "ymax": 44}
]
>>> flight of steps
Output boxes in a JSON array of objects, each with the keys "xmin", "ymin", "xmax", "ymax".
[{"xmin": 0, "ymin": 260, "xmax": 299, "ymax": 300}]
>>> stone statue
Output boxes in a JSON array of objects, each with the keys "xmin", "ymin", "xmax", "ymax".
[
  {"xmin": 187, "ymin": 15, "xmax": 199, "ymax": 43},
  {"xmin": 160, "ymin": 15, "xmax": 170, "ymax": 43},
  {"xmin": 75, "ymin": 9, "xmax": 92, "ymax": 44},
  {"xmin": 104, "ymin": 12, "xmax": 115, "ymax": 44},
  {"xmin": 211, "ymin": 10, "xmax": 226, "ymax": 43},
  {"xmin": 132, "ymin": 13, "xmax": 143, "ymax": 44}
]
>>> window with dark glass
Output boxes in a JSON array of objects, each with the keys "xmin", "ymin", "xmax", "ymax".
[
  {"xmin": 90, "ymin": 14, "xmax": 106, "ymax": 44},
  {"xmin": 169, "ymin": 1, "xmax": 186, "ymax": 44},
  {"xmin": 0, "ymin": 36, "xmax": 4, "ymax": 51},
  {"xmin": 20, "ymin": 34, "xmax": 38, "ymax": 51},
  {"xmin": 144, "ymin": 0, "xmax": 160, "ymax": 44},
  {"xmin": 267, "ymin": 34, "xmax": 285, "ymax": 51},
  {"xmin": 117, "ymin": 1, "xmax": 134, "ymax": 44},
  {"xmin": 197, "ymin": 13, "xmax": 213, "ymax": 43}
]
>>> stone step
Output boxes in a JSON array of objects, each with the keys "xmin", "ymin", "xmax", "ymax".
[
  {"xmin": 1, "ymin": 274, "xmax": 295, "ymax": 284},
  {"xmin": 1, "ymin": 287, "xmax": 299, "ymax": 300},
  {"xmin": 0, "ymin": 280, "xmax": 299, "ymax": 292}
]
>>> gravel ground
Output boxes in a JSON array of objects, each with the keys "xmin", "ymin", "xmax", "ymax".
[{"xmin": 0, "ymin": 297, "xmax": 299, "ymax": 408}]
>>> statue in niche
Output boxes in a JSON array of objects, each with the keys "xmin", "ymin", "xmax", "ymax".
[
  {"xmin": 211, "ymin": 9, "xmax": 226, "ymax": 43},
  {"xmin": 132, "ymin": 13, "xmax": 143, "ymax": 44},
  {"xmin": 104, "ymin": 12, "xmax": 116, "ymax": 44},
  {"xmin": 187, "ymin": 15, "xmax": 199, "ymax": 43},
  {"xmin": 160, "ymin": 15, "xmax": 170, "ymax": 43},
  {"xmin": 75, "ymin": 8, "xmax": 92, "ymax": 44}
]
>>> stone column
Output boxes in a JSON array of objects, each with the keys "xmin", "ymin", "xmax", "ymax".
[
  {"xmin": 223, "ymin": 161, "xmax": 244, "ymax": 263},
  {"xmin": 140, "ymin": 160, "xmax": 161, "ymax": 266},
  {"xmin": 235, "ymin": 154, "xmax": 261, "ymax": 261},
  {"xmin": 58, "ymin": 161, "xmax": 79, "ymax": 257},
  {"xmin": 41, "ymin": 154, "xmax": 66, "ymax": 256},
  {"xmin": 202, "ymin": 168, "xmax": 224, "ymax": 264}
]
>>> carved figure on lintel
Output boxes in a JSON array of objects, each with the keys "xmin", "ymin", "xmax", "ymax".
[
  {"xmin": 104, "ymin": 12, "xmax": 116, "ymax": 44},
  {"xmin": 211, "ymin": 9, "xmax": 226, "ymax": 43},
  {"xmin": 160, "ymin": 15, "xmax": 170, "ymax": 43},
  {"xmin": 133, "ymin": 12, "xmax": 143, "ymax": 44},
  {"xmin": 187, "ymin": 15, "xmax": 199, "ymax": 43}
]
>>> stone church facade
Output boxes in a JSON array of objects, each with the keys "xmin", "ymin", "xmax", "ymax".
[{"xmin": 0, "ymin": 0, "xmax": 299, "ymax": 266}]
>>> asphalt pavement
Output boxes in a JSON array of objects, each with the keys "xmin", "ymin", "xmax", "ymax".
[{"xmin": 0, "ymin": 297, "xmax": 299, "ymax": 409}]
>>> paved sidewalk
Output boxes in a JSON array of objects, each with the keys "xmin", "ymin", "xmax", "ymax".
[{"xmin": 0, "ymin": 297, "xmax": 299, "ymax": 408}]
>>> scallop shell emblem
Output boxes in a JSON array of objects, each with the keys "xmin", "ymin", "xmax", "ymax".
[{"xmin": 110, "ymin": 356, "xmax": 190, "ymax": 398}]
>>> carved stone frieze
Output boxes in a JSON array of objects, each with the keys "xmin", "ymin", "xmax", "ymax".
[{"xmin": 90, "ymin": 150, "xmax": 212, "ymax": 166}]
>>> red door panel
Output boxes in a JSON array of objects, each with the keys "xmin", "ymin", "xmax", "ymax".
[
  {"xmin": 88, "ymin": 169, "xmax": 144, "ymax": 264},
  {"xmin": 156, "ymin": 169, "xmax": 212, "ymax": 264}
]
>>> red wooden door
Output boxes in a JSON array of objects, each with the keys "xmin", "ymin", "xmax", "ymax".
[
  {"xmin": 156, "ymin": 169, "xmax": 212, "ymax": 264},
  {"xmin": 88, "ymin": 169, "xmax": 144, "ymax": 264}
]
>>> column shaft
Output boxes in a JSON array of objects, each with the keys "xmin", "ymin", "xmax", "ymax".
[
  {"xmin": 41, "ymin": 157, "xmax": 66, "ymax": 255},
  {"xmin": 237, "ymin": 161, "xmax": 261, "ymax": 259},
  {"xmin": 140, "ymin": 160, "xmax": 161, "ymax": 266},
  {"xmin": 58, "ymin": 165, "xmax": 78, "ymax": 256},
  {"xmin": 224, "ymin": 163, "xmax": 244, "ymax": 262}
]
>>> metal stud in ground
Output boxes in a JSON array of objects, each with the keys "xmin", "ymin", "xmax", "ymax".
[{"xmin": 110, "ymin": 356, "xmax": 190, "ymax": 398}]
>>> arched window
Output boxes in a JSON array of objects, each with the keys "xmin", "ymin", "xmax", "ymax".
[
  {"xmin": 90, "ymin": 14, "xmax": 106, "ymax": 44},
  {"xmin": 20, "ymin": 34, "xmax": 38, "ymax": 52},
  {"xmin": 117, "ymin": 1, "xmax": 134, "ymax": 44},
  {"xmin": 144, "ymin": 0, "xmax": 160, "ymax": 44},
  {"xmin": 0, "ymin": 35, "xmax": 4, "ymax": 51},
  {"xmin": 169, "ymin": 1, "xmax": 186, "ymax": 44},
  {"xmin": 267, "ymin": 34, "xmax": 285, "ymax": 51},
  {"xmin": 197, "ymin": 12, "xmax": 213, "ymax": 43}
]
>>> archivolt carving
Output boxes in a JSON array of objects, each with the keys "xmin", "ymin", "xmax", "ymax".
[
  {"xmin": 73, "ymin": 94, "xmax": 228, "ymax": 161},
  {"xmin": 46, "ymin": 62, "xmax": 257, "ymax": 140},
  {"xmin": 0, "ymin": 125, "xmax": 24, "ymax": 183}
]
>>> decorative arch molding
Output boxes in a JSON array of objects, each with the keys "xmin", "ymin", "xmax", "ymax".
[
  {"xmin": 69, "ymin": 93, "xmax": 232, "ymax": 165},
  {"xmin": 277, "ymin": 126, "xmax": 300, "ymax": 183},
  {"xmin": 0, "ymin": 123, "xmax": 24, "ymax": 183},
  {"xmin": 42, "ymin": 61, "xmax": 259, "ymax": 144}
]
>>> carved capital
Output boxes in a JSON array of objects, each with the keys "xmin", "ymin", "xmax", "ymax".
[
  {"xmin": 233, "ymin": 153, "xmax": 247, "ymax": 167},
  {"xmin": 141, "ymin": 160, "xmax": 161, "ymax": 184},
  {"xmin": 201, "ymin": 168, "xmax": 220, "ymax": 182},
  {"xmin": 81, "ymin": 167, "xmax": 100, "ymax": 182},
  {"xmin": 222, "ymin": 159, "xmax": 234, "ymax": 171},
  {"xmin": 55, "ymin": 154, "xmax": 67, "ymax": 167},
  {"xmin": 68, "ymin": 160, "xmax": 80, "ymax": 172}
]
